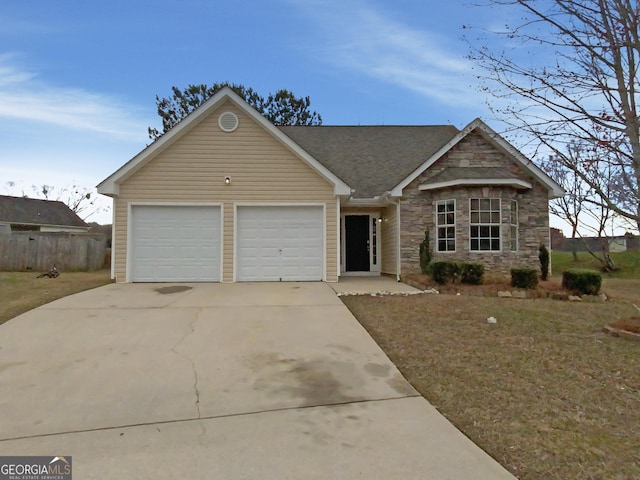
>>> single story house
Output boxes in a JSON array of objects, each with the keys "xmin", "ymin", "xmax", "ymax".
[
  {"xmin": 0, "ymin": 195, "xmax": 89, "ymax": 233},
  {"xmin": 97, "ymin": 87, "xmax": 564, "ymax": 283}
]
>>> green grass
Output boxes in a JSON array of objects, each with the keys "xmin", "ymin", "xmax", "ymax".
[{"xmin": 552, "ymin": 250, "xmax": 640, "ymax": 279}]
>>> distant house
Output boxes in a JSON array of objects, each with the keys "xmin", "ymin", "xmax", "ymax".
[
  {"xmin": 0, "ymin": 195, "xmax": 89, "ymax": 233},
  {"xmin": 560, "ymin": 235, "xmax": 639, "ymax": 253}
]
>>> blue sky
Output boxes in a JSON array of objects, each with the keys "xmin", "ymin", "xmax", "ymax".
[{"xmin": 0, "ymin": 0, "xmax": 519, "ymax": 224}]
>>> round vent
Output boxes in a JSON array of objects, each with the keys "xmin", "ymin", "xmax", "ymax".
[{"xmin": 218, "ymin": 112, "xmax": 239, "ymax": 132}]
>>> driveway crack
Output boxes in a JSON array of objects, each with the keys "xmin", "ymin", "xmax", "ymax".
[{"xmin": 170, "ymin": 309, "xmax": 202, "ymax": 419}]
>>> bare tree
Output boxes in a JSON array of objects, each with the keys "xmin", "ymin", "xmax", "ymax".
[
  {"xmin": 467, "ymin": 0, "xmax": 640, "ymax": 232},
  {"xmin": 542, "ymin": 141, "xmax": 622, "ymax": 269}
]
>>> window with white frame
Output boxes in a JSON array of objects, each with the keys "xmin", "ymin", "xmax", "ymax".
[
  {"xmin": 510, "ymin": 200, "xmax": 518, "ymax": 251},
  {"xmin": 436, "ymin": 199, "xmax": 456, "ymax": 251},
  {"xmin": 470, "ymin": 198, "xmax": 501, "ymax": 251}
]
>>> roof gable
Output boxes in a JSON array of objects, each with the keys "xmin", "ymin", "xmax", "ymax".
[
  {"xmin": 97, "ymin": 87, "xmax": 351, "ymax": 196},
  {"xmin": 390, "ymin": 118, "xmax": 565, "ymax": 198},
  {"xmin": 0, "ymin": 195, "xmax": 88, "ymax": 228}
]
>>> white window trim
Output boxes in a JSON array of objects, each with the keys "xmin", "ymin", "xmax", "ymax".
[
  {"xmin": 435, "ymin": 199, "xmax": 456, "ymax": 253},
  {"xmin": 469, "ymin": 198, "xmax": 502, "ymax": 253}
]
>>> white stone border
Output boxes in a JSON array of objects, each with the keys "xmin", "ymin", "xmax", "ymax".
[{"xmin": 336, "ymin": 288, "xmax": 440, "ymax": 297}]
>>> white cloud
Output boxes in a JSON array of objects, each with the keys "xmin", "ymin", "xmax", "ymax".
[
  {"xmin": 288, "ymin": 1, "xmax": 481, "ymax": 108},
  {"xmin": 0, "ymin": 54, "xmax": 148, "ymax": 139}
]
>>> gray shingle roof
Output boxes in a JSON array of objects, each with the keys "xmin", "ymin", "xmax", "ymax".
[
  {"xmin": 0, "ymin": 195, "xmax": 88, "ymax": 228},
  {"xmin": 278, "ymin": 125, "xmax": 459, "ymax": 198}
]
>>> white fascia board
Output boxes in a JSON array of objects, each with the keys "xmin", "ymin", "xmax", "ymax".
[
  {"xmin": 97, "ymin": 87, "xmax": 352, "ymax": 197},
  {"xmin": 419, "ymin": 178, "xmax": 533, "ymax": 191},
  {"xmin": 390, "ymin": 117, "xmax": 566, "ymax": 199},
  {"xmin": 97, "ymin": 90, "xmax": 233, "ymax": 196},
  {"xmin": 389, "ymin": 122, "xmax": 474, "ymax": 197},
  {"xmin": 471, "ymin": 120, "xmax": 566, "ymax": 199}
]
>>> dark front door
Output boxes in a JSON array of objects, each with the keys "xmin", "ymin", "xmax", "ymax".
[{"xmin": 345, "ymin": 215, "xmax": 370, "ymax": 272}]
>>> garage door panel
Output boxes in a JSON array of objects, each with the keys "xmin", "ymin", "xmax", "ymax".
[
  {"xmin": 237, "ymin": 206, "xmax": 324, "ymax": 282},
  {"xmin": 131, "ymin": 205, "xmax": 221, "ymax": 282}
]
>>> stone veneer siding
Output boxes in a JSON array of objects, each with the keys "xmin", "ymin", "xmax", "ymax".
[{"xmin": 399, "ymin": 132, "xmax": 551, "ymax": 277}]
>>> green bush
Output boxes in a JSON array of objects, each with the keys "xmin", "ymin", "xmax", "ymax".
[
  {"xmin": 539, "ymin": 243, "xmax": 550, "ymax": 281},
  {"xmin": 419, "ymin": 229, "xmax": 432, "ymax": 274},
  {"xmin": 562, "ymin": 269, "xmax": 602, "ymax": 295},
  {"xmin": 430, "ymin": 261, "xmax": 460, "ymax": 285},
  {"xmin": 460, "ymin": 263, "xmax": 484, "ymax": 285},
  {"xmin": 511, "ymin": 267, "xmax": 539, "ymax": 289}
]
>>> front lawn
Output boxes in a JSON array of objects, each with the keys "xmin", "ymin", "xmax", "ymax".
[
  {"xmin": 0, "ymin": 270, "xmax": 113, "ymax": 325},
  {"xmin": 342, "ymin": 289, "xmax": 640, "ymax": 480}
]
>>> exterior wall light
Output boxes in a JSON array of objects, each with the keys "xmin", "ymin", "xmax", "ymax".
[
  {"xmin": 224, "ymin": 176, "xmax": 231, "ymax": 185},
  {"xmin": 378, "ymin": 217, "xmax": 383, "ymax": 223}
]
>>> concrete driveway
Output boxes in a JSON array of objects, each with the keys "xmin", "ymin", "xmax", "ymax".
[{"xmin": 0, "ymin": 282, "xmax": 515, "ymax": 479}]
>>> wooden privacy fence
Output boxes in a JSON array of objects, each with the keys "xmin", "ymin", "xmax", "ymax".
[{"xmin": 0, "ymin": 232, "xmax": 106, "ymax": 271}]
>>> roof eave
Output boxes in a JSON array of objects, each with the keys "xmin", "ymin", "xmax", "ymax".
[
  {"xmin": 97, "ymin": 87, "xmax": 352, "ymax": 197},
  {"xmin": 5, "ymin": 221, "xmax": 90, "ymax": 230},
  {"xmin": 419, "ymin": 178, "xmax": 533, "ymax": 191},
  {"xmin": 390, "ymin": 118, "xmax": 566, "ymax": 199}
]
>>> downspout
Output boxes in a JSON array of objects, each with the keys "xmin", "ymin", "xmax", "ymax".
[
  {"xmin": 110, "ymin": 198, "xmax": 116, "ymax": 280},
  {"xmin": 396, "ymin": 199, "xmax": 401, "ymax": 282}
]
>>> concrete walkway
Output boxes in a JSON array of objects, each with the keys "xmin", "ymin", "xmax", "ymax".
[
  {"xmin": 0, "ymin": 282, "xmax": 515, "ymax": 479},
  {"xmin": 330, "ymin": 275, "xmax": 422, "ymax": 295}
]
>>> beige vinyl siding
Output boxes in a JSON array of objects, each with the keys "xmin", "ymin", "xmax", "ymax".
[
  {"xmin": 381, "ymin": 204, "xmax": 398, "ymax": 275},
  {"xmin": 113, "ymin": 100, "xmax": 337, "ymax": 282}
]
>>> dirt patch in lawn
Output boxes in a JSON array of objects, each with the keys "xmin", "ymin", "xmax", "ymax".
[
  {"xmin": 341, "ymin": 292, "xmax": 640, "ymax": 480},
  {"xmin": 0, "ymin": 270, "xmax": 113, "ymax": 325},
  {"xmin": 609, "ymin": 317, "xmax": 640, "ymax": 334}
]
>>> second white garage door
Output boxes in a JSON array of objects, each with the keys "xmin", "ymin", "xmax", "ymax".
[{"xmin": 236, "ymin": 206, "xmax": 324, "ymax": 281}]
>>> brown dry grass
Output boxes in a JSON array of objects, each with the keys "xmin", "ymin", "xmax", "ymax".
[
  {"xmin": 341, "ymin": 292, "xmax": 640, "ymax": 480},
  {"xmin": 0, "ymin": 270, "xmax": 112, "ymax": 325}
]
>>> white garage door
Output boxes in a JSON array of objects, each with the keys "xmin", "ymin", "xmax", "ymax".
[
  {"xmin": 130, "ymin": 205, "xmax": 221, "ymax": 282},
  {"xmin": 237, "ymin": 206, "xmax": 324, "ymax": 281}
]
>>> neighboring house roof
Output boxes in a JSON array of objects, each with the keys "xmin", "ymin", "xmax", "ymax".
[
  {"xmin": 0, "ymin": 195, "xmax": 88, "ymax": 229},
  {"xmin": 277, "ymin": 125, "xmax": 459, "ymax": 198},
  {"xmin": 97, "ymin": 87, "xmax": 352, "ymax": 197}
]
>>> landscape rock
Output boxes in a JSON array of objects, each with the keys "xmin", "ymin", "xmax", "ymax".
[
  {"xmin": 582, "ymin": 293, "xmax": 607, "ymax": 303},
  {"xmin": 498, "ymin": 291, "xmax": 512, "ymax": 298},
  {"xmin": 487, "ymin": 316, "xmax": 498, "ymax": 324},
  {"xmin": 551, "ymin": 292, "xmax": 569, "ymax": 301},
  {"xmin": 568, "ymin": 295, "xmax": 583, "ymax": 302},
  {"xmin": 512, "ymin": 291, "xmax": 527, "ymax": 299}
]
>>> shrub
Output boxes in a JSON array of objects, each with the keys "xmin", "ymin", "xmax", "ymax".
[
  {"xmin": 539, "ymin": 243, "xmax": 550, "ymax": 280},
  {"xmin": 511, "ymin": 267, "xmax": 539, "ymax": 289},
  {"xmin": 430, "ymin": 261, "xmax": 460, "ymax": 285},
  {"xmin": 562, "ymin": 269, "xmax": 602, "ymax": 295},
  {"xmin": 419, "ymin": 229, "xmax": 432, "ymax": 274},
  {"xmin": 460, "ymin": 263, "xmax": 484, "ymax": 285}
]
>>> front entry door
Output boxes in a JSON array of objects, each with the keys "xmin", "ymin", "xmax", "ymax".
[{"xmin": 345, "ymin": 215, "xmax": 370, "ymax": 272}]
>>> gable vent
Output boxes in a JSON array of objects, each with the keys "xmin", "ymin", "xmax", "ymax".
[{"xmin": 218, "ymin": 112, "xmax": 239, "ymax": 132}]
